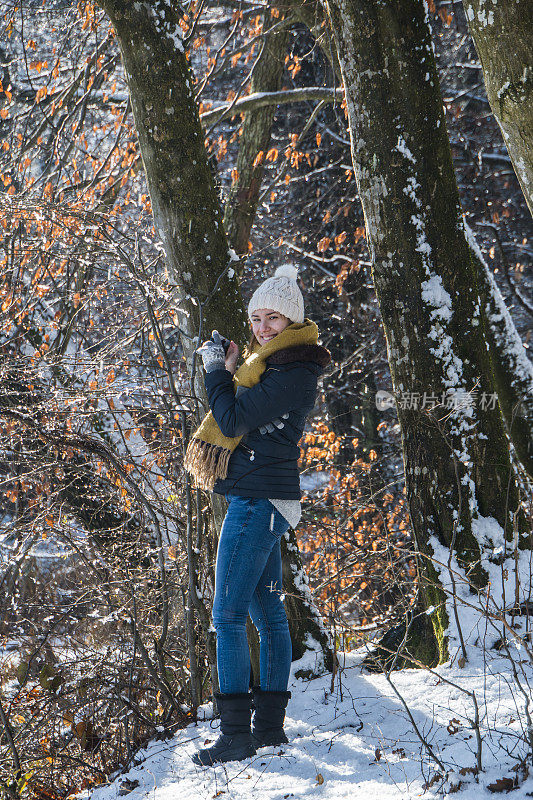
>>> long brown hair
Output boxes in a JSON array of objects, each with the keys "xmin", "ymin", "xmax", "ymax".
[{"xmin": 242, "ymin": 331, "xmax": 258, "ymax": 361}]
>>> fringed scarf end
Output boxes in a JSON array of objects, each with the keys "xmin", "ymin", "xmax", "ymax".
[{"xmin": 184, "ymin": 438, "xmax": 232, "ymax": 491}]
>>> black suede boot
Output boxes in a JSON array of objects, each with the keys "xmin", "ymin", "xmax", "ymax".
[
  {"xmin": 251, "ymin": 686, "xmax": 291, "ymax": 747},
  {"xmin": 192, "ymin": 692, "xmax": 256, "ymax": 767}
]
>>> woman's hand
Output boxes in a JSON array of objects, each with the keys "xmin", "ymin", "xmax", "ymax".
[{"xmin": 224, "ymin": 340, "xmax": 239, "ymax": 375}]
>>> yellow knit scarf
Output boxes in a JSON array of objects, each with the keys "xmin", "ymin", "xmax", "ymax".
[{"xmin": 184, "ymin": 318, "xmax": 319, "ymax": 490}]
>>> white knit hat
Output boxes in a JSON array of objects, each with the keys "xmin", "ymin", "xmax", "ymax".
[{"xmin": 247, "ymin": 264, "xmax": 304, "ymax": 323}]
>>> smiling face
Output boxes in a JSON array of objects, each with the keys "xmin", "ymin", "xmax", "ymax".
[{"xmin": 250, "ymin": 308, "xmax": 291, "ymax": 346}]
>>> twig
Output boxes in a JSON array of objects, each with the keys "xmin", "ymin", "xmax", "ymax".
[{"xmin": 0, "ymin": 695, "xmax": 21, "ymax": 775}]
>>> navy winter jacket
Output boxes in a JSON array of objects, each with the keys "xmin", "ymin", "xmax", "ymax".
[{"xmin": 203, "ymin": 343, "xmax": 331, "ymax": 499}]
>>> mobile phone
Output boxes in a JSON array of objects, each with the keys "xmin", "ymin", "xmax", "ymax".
[{"xmin": 211, "ymin": 333, "xmax": 231, "ymax": 355}]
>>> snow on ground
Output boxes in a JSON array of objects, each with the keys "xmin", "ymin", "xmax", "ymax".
[{"xmin": 86, "ymin": 646, "xmax": 533, "ymax": 800}]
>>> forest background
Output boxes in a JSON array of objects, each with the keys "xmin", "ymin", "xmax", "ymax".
[{"xmin": 0, "ymin": 0, "xmax": 531, "ymax": 797}]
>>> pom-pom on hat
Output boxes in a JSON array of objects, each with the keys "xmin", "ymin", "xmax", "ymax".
[{"xmin": 247, "ymin": 264, "xmax": 304, "ymax": 323}]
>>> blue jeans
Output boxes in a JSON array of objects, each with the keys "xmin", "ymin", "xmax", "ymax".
[{"xmin": 212, "ymin": 495, "xmax": 292, "ymax": 694}]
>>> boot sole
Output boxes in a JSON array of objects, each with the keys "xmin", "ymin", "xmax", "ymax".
[
  {"xmin": 251, "ymin": 735, "xmax": 289, "ymax": 748},
  {"xmin": 192, "ymin": 745, "xmax": 256, "ymax": 767}
]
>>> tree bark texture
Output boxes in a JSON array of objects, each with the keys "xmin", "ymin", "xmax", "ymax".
[
  {"xmin": 94, "ymin": 0, "xmax": 248, "ymax": 553},
  {"xmin": 95, "ymin": 0, "xmax": 248, "ymax": 695},
  {"xmin": 288, "ymin": 0, "xmax": 342, "ymax": 80},
  {"xmin": 466, "ymin": 226, "xmax": 533, "ymax": 480},
  {"xmin": 325, "ymin": 0, "xmax": 529, "ymax": 665},
  {"xmin": 97, "ymin": 0, "xmax": 249, "ymax": 359},
  {"xmin": 282, "ymin": 527, "xmax": 335, "ymax": 677},
  {"xmin": 462, "ymin": 0, "xmax": 533, "ymax": 216}
]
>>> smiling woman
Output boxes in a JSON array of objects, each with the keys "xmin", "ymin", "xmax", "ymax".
[
  {"xmin": 250, "ymin": 309, "xmax": 291, "ymax": 346},
  {"xmin": 185, "ymin": 264, "xmax": 331, "ymax": 767}
]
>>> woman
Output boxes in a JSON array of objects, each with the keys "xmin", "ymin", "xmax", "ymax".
[{"xmin": 185, "ymin": 265, "xmax": 330, "ymax": 767}]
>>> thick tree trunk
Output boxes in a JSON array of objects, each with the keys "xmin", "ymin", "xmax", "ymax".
[
  {"xmin": 96, "ymin": 0, "xmax": 248, "ymax": 360},
  {"xmin": 325, "ymin": 0, "xmax": 529, "ymax": 666},
  {"xmin": 462, "ymin": 0, "xmax": 533, "ymax": 216},
  {"xmin": 95, "ymin": 0, "xmax": 247, "ymax": 694},
  {"xmin": 96, "ymin": 0, "xmax": 244, "ymax": 560}
]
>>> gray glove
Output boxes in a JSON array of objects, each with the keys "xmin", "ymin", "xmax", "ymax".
[
  {"xmin": 196, "ymin": 330, "xmax": 230, "ymax": 372},
  {"xmin": 259, "ymin": 413, "xmax": 289, "ymax": 435}
]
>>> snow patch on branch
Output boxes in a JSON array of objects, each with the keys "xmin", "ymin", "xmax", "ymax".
[
  {"xmin": 514, "ymin": 154, "xmax": 532, "ymax": 192},
  {"xmin": 420, "ymin": 274, "xmax": 464, "ymax": 387},
  {"xmin": 463, "ymin": 218, "xmax": 533, "ymax": 392},
  {"xmin": 410, "ymin": 213, "xmax": 432, "ymax": 258},
  {"xmin": 401, "ymin": 174, "xmax": 470, "ymax": 402},
  {"xmin": 497, "ymin": 80, "xmax": 511, "ymax": 99},
  {"xmin": 403, "ymin": 176, "xmax": 421, "ymax": 206}
]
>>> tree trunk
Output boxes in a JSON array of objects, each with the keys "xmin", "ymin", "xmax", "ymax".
[
  {"xmin": 282, "ymin": 527, "xmax": 335, "ymax": 677},
  {"xmin": 96, "ymin": 0, "xmax": 249, "ymax": 360},
  {"xmin": 462, "ymin": 0, "xmax": 533, "ymax": 216},
  {"xmin": 288, "ymin": 0, "xmax": 342, "ymax": 81},
  {"xmin": 223, "ymin": 8, "xmax": 290, "ymax": 256},
  {"xmin": 467, "ymin": 226, "xmax": 533, "ymax": 479},
  {"xmin": 325, "ymin": 0, "xmax": 529, "ymax": 666},
  {"xmin": 95, "ymin": 0, "xmax": 248, "ymax": 695}
]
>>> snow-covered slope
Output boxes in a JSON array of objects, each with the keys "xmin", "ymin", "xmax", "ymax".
[{"xmin": 86, "ymin": 648, "xmax": 533, "ymax": 800}]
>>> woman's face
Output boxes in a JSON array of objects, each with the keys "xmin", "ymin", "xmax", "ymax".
[{"xmin": 250, "ymin": 308, "xmax": 291, "ymax": 346}]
